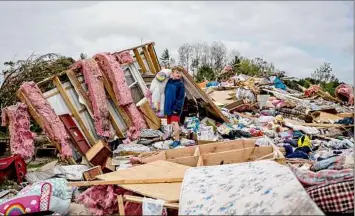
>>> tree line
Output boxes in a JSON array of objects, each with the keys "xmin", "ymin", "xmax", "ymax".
[{"xmin": 160, "ymin": 41, "xmax": 342, "ymax": 95}]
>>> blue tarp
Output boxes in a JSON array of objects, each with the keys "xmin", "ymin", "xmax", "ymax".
[{"xmin": 273, "ymin": 77, "xmax": 287, "ymax": 90}]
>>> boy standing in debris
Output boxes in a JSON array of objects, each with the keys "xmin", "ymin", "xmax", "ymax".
[{"xmin": 164, "ymin": 66, "xmax": 185, "ymax": 147}]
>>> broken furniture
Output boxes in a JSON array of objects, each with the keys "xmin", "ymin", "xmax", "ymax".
[
  {"xmin": 139, "ymin": 138, "xmax": 285, "ymax": 166},
  {"xmin": 85, "ymin": 141, "xmax": 114, "ymax": 173},
  {"xmin": 0, "ymin": 154, "xmax": 27, "ymax": 184}
]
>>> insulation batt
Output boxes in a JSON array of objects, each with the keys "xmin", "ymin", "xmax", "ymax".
[
  {"xmin": 94, "ymin": 53, "xmax": 147, "ymax": 139},
  {"xmin": 335, "ymin": 84, "xmax": 354, "ymax": 105},
  {"xmin": 76, "ymin": 185, "xmax": 142, "ymax": 216},
  {"xmin": 1, "ymin": 102, "xmax": 36, "ymax": 160},
  {"xmin": 94, "ymin": 53, "xmax": 133, "ymax": 106},
  {"xmin": 114, "ymin": 51, "xmax": 134, "ymax": 64},
  {"xmin": 19, "ymin": 82, "xmax": 72, "ymax": 158},
  {"xmin": 71, "ymin": 59, "xmax": 111, "ymax": 139}
]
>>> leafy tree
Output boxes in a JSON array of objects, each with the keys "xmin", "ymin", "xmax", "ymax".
[
  {"xmin": 160, "ymin": 48, "xmax": 171, "ymax": 68},
  {"xmin": 0, "ymin": 53, "xmax": 75, "ymax": 110},
  {"xmin": 195, "ymin": 65, "xmax": 215, "ymax": 83}
]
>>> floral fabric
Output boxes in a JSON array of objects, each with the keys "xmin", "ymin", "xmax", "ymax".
[{"xmin": 179, "ymin": 160, "xmax": 324, "ymax": 215}]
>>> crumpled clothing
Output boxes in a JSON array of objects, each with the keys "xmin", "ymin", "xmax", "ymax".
[
  {"xmin": 335, "ymin": 117, "xmax": 354, "ymax": 125},
  {"xmin": 235, "ymin": 87, "xmax": 256, "ymax": 103},
  {"xmin": 311, "ymin": 156, "xmax": 354, "ymax": 172},
  {"xmin": 180, "ymin": 138, "xmax": 196, "ymax": 146},
  {"xmin": 255, "ymin": 138, "xmax": 272, "ymax": 146},
  {"xmin": 142, "ymin": 197, "xmax": 165, "ymax": 216},
  {"xmin": 184, "ymin": 117, "xmax": 200, "ymax": 133},
  {"xmin": 140, "ymin": 129, "xmax": 164, "ymax": 138},
  {"xmin": 284, "ymin": 122, "xmax": 319, "ymax": 135},
  {"xmin": 289, "ymin": 165, "xmax": 354, "ymax": 187},
  {"xmin": 326, "ymin": 139, "xmax": 354, "ymax": 150},
  {"xmin": 113, "ymin": 143, "xmax": 151, "ymax": 154},
  {"xmin": 2, "ymin": 102, "xmax": 36, "ymax": 160},
  {"xmin": 335, "ymin": 84, "xmax": 354, "ymax": 105},
  {"xmin": 153, "ymin": 140, "xmax": 173, "ymax": 150},
  {"xmin": 306, "ymin": 179, "xmax": 354, "ymax": 214}
]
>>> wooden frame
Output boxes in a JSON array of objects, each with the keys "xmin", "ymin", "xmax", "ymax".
[
  {"xmin": 140, "ymin": 139, "xmax": 285, "ymax": 166},
  {"xmin": 181, "ymin": 70, "xmax": 230, "ymax": 123}
]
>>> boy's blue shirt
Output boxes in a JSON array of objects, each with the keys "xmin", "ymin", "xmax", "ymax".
[{"xmin": 164, "ymin": 78, "xmax": 185, "ymax": 116}]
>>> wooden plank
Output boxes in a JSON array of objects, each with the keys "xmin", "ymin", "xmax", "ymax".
[
  {"xmin": 142, "ymin": 46, "xmax": 156, "ymax": 74},
  {"xmin": 115, "ymin": 42, "xmax": 155, "ymax": 54},
  {"xmin": 301, "ymin": 123, "xmax": 349, "ymax": 128},
  {"xmin": 123, "ymin": 195, "xmax": 179, "ymax": 209},
  {"xmin": 117, "ymin": 195, "xmax": 125, "ymax": 216},
  {"xmin": 202, "ymin": 146, "xmax": 273, "ymax": 166},
  {"xmin": 138, "ymin": 99, "xmax": 161, "ymax": 130},
  {"xmin": 164, "ymin": 146, "xmax": 197, "ymax": 159},
  {"xmin": 120, "ymin": 183, "xmax": 181, "ymax": 203},
  {"xmin": 147, "ymin": 43, "xmax": 161, "ymax": 72},
  {"xmin": 53, "ymin": 76, "xmax": 96, "ymax": 145},
  {"xmin": 133, "ymin": 48, "xmax": 147, "ymax": 73},
  {"xmin": 100, "ymin": 70, "xmax": 133, "ymax": 127},
  {"xmin": 66, "ymin": 70, "xmax": 93, "ymax": 117},
  {"xmin": 96, "ymin": 160, "xmax": 190, "ymax": 181},
  {"xmin": 67, "ymin": 177, "xmax": 183, "ymax": 187},
  {"xmin": 167, "ymin": 156, "xmax": 199, "ymax": 167},
  {"xmin": 199, "ymin": 139, "xmax": 256, "ymax": 155}
]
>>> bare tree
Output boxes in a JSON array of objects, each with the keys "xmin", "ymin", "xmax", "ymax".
[
  {"xmin": 190, "ymin": 43, "xmax": 203, "ymax": 77},
  {"xmin": 178, "ymin": 43, "xmax": 192, "ymax": 71},
  {"xmin": 210, "ymin": 41, "xmax": 227, "ymax": 72},
  {"xmin": 200, "ymin": 42, "xmax": 211, "ymax": 67}
]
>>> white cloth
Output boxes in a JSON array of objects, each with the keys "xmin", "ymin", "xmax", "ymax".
[
  {"xmin": 142, "ymin": 197, "xmax": 165, "ymax": 216},
  {"xmin": 149, "ymin": 70, "xmax": 171, "ymax": 116}
]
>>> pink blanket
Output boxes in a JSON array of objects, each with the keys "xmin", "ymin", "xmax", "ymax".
[
  {"xmin": 71, "ymin": 59, "xmax": 111, "ymax": 139},
  {"xmin": 19, "ymin": 82, "xmax": 72, "ymax": 158},
  {"xmin": 1, "ymin": 102, "xmax": 36, "ymax": 160}
]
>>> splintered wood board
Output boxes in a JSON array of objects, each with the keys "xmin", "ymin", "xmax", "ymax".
[
  {"xmin": 96, "ymin": 160, "xmax": 190, "ymax": 182},
  {"xmin": 120, "ymin": 183, "xmax": 182, "ymax": 203}
]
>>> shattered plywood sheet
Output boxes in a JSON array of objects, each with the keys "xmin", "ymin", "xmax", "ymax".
[
  {"xmin": 208, "ymin": 90, "xmax": 235, "ymax": 106},
  {"xmin": 96, "ymin": 160, "xmax": 190, "ymax": 182},
  {"xmin": 120, "ymin": 183, "xmax": 181, "ymax": 203}
]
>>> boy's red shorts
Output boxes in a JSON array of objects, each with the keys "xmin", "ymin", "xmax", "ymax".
[{"xmin": 167, "ymin": 115, "xmax": 180, "ymax": 124}]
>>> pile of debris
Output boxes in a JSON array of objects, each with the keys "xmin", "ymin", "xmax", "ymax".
[{"xmin": 0, "ymin": 43, "xmax": 353, "ymax": 216}]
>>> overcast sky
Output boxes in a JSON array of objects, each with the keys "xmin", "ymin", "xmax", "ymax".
[{"xmin": 0, "ymin": 1, "xmax": 353, "ymax": 83}]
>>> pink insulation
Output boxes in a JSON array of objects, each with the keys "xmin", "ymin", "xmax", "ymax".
[
  {"xmin": 304, "ymin": 85, "xmax": 321, "ymax": 97},
  {"xmin": 71, "ymin": 59, "xmax": 111, "ymax": 139},
  {"xmin": 125, "ymin": 103, "xmax": 147, "ymax": 134},
  {"xmin": 335, "ymin": 84, "xmax": 354, "ymax": 105},
  {"xmin": 1, "ymin": 102, "xmax": 35, "ymax": 160},
  {"xmin": 19, "ymin": 82, "xmax": 72, "ymax": 158},
  {"xmin": 94, "ymin": 53, "xmax": 133, "ymax": 106},
  {"xmin": 114, "ymin": 51, "xmax": 134, "ymax": 64},
  {"xmin": 94, "ymin": 53, "xmax": 147, "ymax": 140},
  {"xmin": 76, "ymin": 185, "xmax": 142, "ymax": 216}
]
